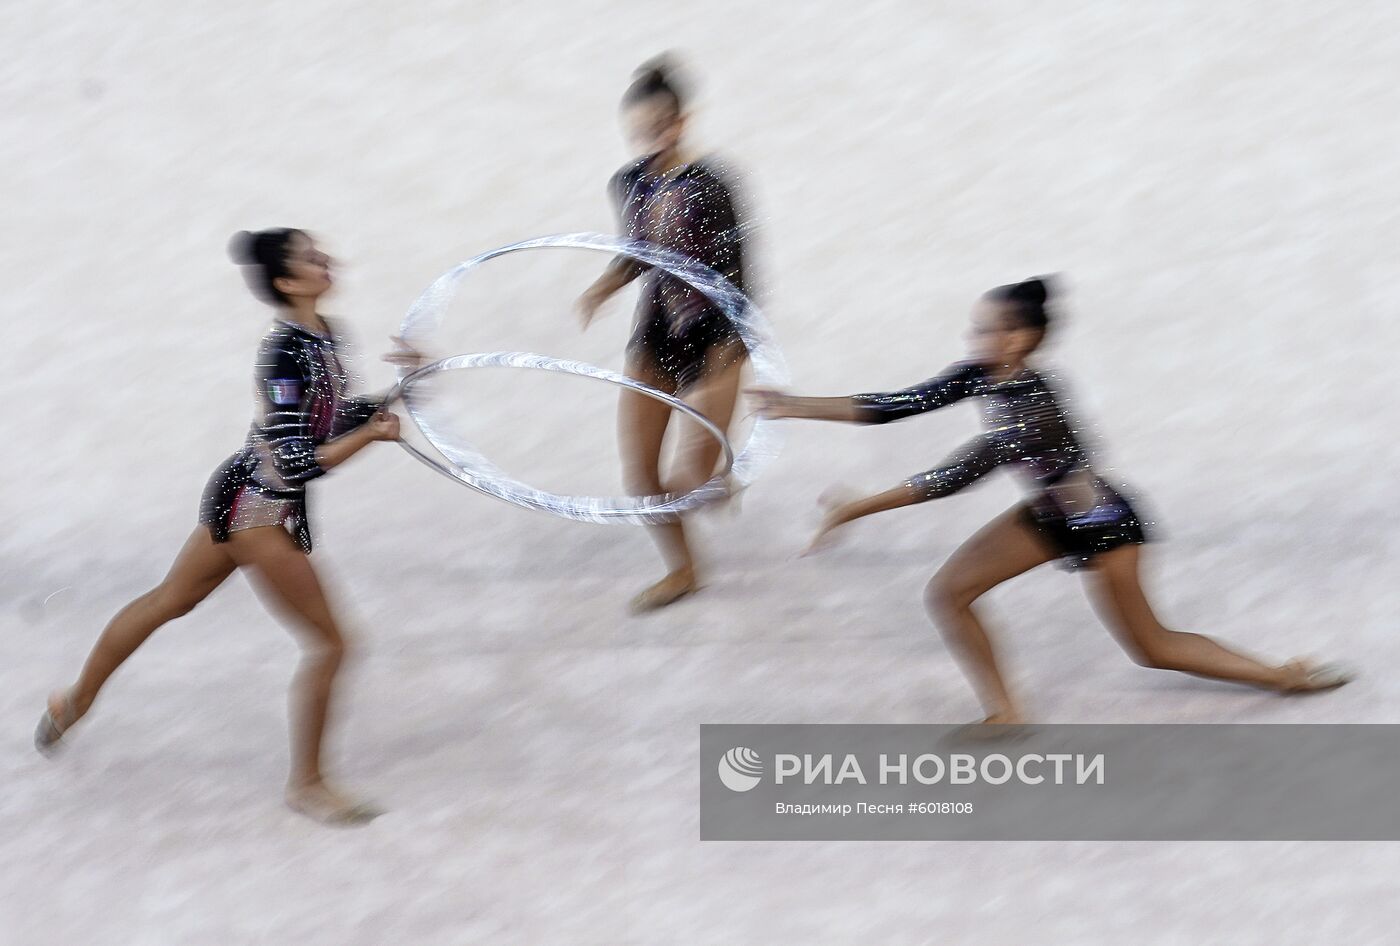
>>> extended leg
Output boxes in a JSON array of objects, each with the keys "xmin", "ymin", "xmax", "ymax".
[{"xmin": 924, "ymin": 507, "xmax": 1058, "ymax": 722}]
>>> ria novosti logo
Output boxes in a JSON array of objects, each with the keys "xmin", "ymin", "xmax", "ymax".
[
  {"xmin": 718, "ymin": 747, "xmax": 763, "ymax": 792},
  {"xmin": 716, "ymin": 748, "xmax": 1106, "ymax": 791}
]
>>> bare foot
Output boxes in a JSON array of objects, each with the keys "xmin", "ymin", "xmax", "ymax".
[
  {"xmin": 629, "ymin": 567, "xmax": 698, "ymax": 614},
  {"xmin": 1278, "ymin": 659, "xmax": 1354, "ymax": 693},
  {"xmin": 285, "ymin": 781, "xmax": 383, "ymax": 826}
]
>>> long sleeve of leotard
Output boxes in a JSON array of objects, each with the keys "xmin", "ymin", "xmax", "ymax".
[
  {"xmin": 851, "ymin": 361, "xmax": 983, "ymax": 425},
  {"xmin": 254, "ymin": 339, "xmax": 326, "ymax": 484},
  {"xmin": 904, "ymin": 433, "xmax": 1006, "ymax": 500},
  {"xmin": 606, "ymin": 167, "xmax": 647, "ymax": 284},
  {"xmin": 333, "ymin": 395, "xmax": 381, "ymax": 438}
]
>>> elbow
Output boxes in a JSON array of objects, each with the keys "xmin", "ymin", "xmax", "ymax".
[
  {"xmin": 276, "ymin": 462, "xmax": 325, "ymax": 484},
  {"xmin": 271, "ymin": 441, "xmax": 326, "ymax": 483}
]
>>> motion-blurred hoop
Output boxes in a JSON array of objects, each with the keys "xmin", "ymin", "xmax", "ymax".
[
  {"xmin": 391, "ymin": 232, "xmax": 789, "ymax": 525},
  {"xmin": 386, "ymin": 351, "xmax": 734, "ymax": 523}
]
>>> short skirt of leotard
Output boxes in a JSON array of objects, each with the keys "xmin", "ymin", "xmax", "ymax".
[
  {"xmin": 198, "ymin": 450, "xmax": 310, "ymax": 552},
  {"xmin": 1018, "ymin": 489, "xmax": 1150, "ymax": 570}
]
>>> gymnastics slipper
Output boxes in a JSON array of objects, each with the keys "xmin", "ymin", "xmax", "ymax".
[{"xmin": 34, "ymin": 689, "xmax": 76, "ymax": 756}]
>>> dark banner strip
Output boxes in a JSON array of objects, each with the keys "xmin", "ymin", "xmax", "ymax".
[{"xmin": 700, "ymin": 725, "xmax": 1398, "ymax": 841}]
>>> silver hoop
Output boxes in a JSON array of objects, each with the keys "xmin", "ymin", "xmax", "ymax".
[
  {"xmin": 386, "ymin": 351, "xmax": 734, "ymax": 523},
  {"xmin": 393, "ymin": 233, "xmax": 789, "ymax": 524}
]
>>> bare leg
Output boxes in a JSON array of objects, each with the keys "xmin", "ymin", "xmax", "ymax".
[
  {"xmin": 670, "ymin": 349, "xmax": 746, "ymax": 496},
  {"xmin": 619, "ymin": 347, "xmax": 748, "ymax": 611},
  {"xmin": 924, "ymin": 507, "xmax": 1058, "ymax": 723},
  {"xmin": 54, "ymin": 526, "xmax": 237, "ymax": 730},
  {"xmin": 618, "ymin": 356, "xmax": 695, "ymax": 609},
  {"xmin": 1086, "ymin": 544, "xmax": 1331, "ymax": 691},
  {"xmin": 226, "ymin": 526, "xmax": 374, "ymax": 822}
]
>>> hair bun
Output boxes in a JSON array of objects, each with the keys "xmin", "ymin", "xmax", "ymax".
[
  {"xmin": 635, "ymin": 53, "xmax": 676, "ymax": 83},
  {"xmin": 628, "ymin": 52, "xmax": 691, "ymax": 105},
  {"xmin": 228, "ymin": 230, "xmax": 258, "ymax": 265},
  {"xmin": 1013, "ymin": 275, "xmax": 1058, "ymax": 306}
]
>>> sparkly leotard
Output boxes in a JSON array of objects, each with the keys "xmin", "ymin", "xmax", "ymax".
[
  {"xmin": 198, "ymin": 319, "xmax": 379, "ymax": 553},
  {"xmin": 853, "ymin": 361, "xmax": 1148, "ymax": 567},
  {"xmin": 610, "ymin": 155, "xmax": 749, "ymax": 392}
]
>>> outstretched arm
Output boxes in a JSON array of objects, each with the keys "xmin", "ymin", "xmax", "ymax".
[
  {"xmin": 749, "ymin": 390, "xmax": 866, "ymax": 422},
  {"xmin": 805, "ymin": 482, "xmax": 923, "ymax": 553},
  {"xmin": 751, "ymin": 362, "xmax": 982, "ymax": 426},
  {"xmin": 848, "ymin": 361, "xmax": 982, "ymax": 424},
  {"xmin": 807, "ymin": 435, "xmax": 1004, "ymax": 552}
]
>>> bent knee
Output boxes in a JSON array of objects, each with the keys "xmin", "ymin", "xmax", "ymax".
[
  {"xmin": 924, "ymin": 573, "xmax": 985, "ymax": 615},
  {"xmin": 1124, "ymin": 646, "xmax": 1163, "ymax": 669},
  {"xmin": 303, "ymin": 634, "xmax": 348, "ymax": 667},
  {"xmin": 150, "ymin": 584, "xmax": 205, "ymax": 620},
  {"xmin": 1121, "ymin": 631, "xmax": 1179, "ymax": 670}
]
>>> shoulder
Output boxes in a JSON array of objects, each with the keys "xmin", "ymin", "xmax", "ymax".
[
  {"xmin": 683, "ymin": 157, "xmax": 743, "ymax": 201},
  {"xmin": 258, "ymin": 321, "xmax": 301, "ymax": 354},
  {"xmin": 944, "ymin": 360, "xmax": 989, "ymax": 385},
  {"xmin": 1018, "ymin": 366, "xmax": 1065, "ymax": 396},
  {"xmin": 609, "ymin": 157, "xmax": 651, "ymax": 198},
  {"xmin": 257, "ymin": 322, "xmax": 312, "ymax": 372},
  {"xmin": 690, "ymin": 153, "xmax": 742, "ymax": 184}
]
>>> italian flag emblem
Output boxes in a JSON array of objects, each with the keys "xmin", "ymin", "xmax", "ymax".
[{"xmin": 267, "ymin": 379, "xmax": 302, "ymax": 405}]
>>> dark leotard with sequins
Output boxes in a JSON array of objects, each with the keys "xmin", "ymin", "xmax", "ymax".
[
  {"xmin": 198, "ymin": 319, "xmax": 378, "ymax": 554},
  {"xmin": 610, "ymin": 155, "xmax": 749, "ymax": 392},
  {"xmin": 853, "ymin": 361, "xmax": 1148, "ymax": 567}
]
